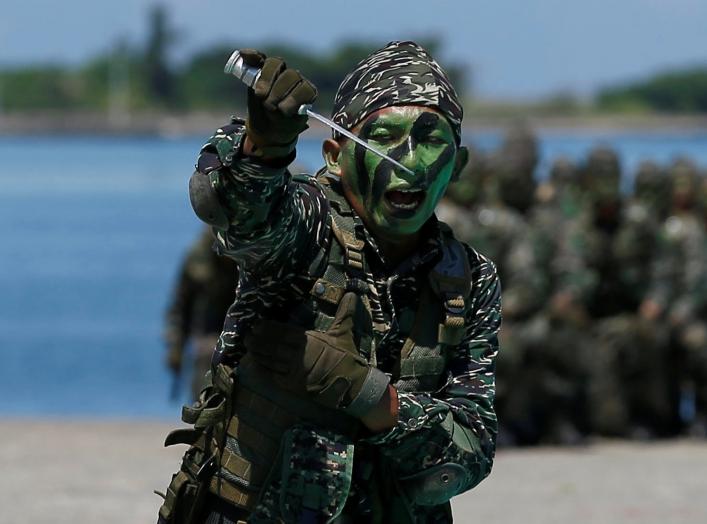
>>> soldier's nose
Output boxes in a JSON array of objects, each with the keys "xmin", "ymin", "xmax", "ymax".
[{"xmin": 399, "ymin": 137, "xmax": 418, "ymax": 171}]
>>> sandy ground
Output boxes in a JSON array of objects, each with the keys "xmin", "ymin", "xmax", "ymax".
[{"xmin": 1, "ymin": 419, "xmax": 705, "ymax": 524}]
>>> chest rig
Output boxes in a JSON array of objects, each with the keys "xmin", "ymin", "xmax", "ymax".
[
  {"xmin": 159, "ymin": 173, "xmax": 473, "ymax": 523},
  {"xmin": 311, "ymin": 173, "xmax": 473, "ymax": 394}
]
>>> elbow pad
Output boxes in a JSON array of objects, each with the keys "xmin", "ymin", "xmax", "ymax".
[
  {"xmin": 189, "ymin": 171, "xmax": 229, "ymax": 230},
  {"xmin": 399, "ymin": 463, "xmax": 469, "ymax": 506}
]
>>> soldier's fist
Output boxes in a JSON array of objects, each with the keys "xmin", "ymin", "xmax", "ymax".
[{"xmin": 239, "ymin": 49, "xmax": 318, "ymax": 158}]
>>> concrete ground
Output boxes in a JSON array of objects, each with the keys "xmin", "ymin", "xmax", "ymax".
[{"xmin": 1, "ymin": 419, "xmax": 705, "ymax": 524}]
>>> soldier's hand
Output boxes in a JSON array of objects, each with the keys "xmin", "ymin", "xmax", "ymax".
[
  {"xmin": 245, "ymin": 293, "xmax": 390, "ymax": 418},
  {"xmin": 239, "ymin": 49, "xmax": 318, "ymax": 158}
]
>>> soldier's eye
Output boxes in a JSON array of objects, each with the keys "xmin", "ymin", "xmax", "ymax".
[
  {"xmin": 423, "ymin": 133, "xmax": 447, "ymax": 145},
  {"xmin": 369, "ymin": 130, "xmax": 395, "ymax": 142}
]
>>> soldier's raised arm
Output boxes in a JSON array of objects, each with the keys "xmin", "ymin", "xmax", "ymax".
[{"xmin": 188, "ymin": 49, "xmax": 323, "ymax": 274}]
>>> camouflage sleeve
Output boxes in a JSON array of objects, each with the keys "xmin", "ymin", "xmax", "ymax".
[
  {"xmin": 364, "ymin": 251, "xmax": 500, "ymax": 495},
  {"xmin": 196, "ymin": 120, "xmax": 329, "ymax": 276}
]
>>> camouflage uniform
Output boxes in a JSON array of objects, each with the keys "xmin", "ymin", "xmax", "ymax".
[
  {"xmin": 547, "ymin": 147, "xmax": 629, "ymax": 438},
  {"xmin": 165, "ymin": 228, "xmax": 239, "ymax": 401},
  {"xmin": 587, "ymin": 162, "xmax": 677, "ymax": 437},
  {"xmin": 158, "ymin": 42, "xmax": 500, "ymax": 524},
  {"xmin": 651, "ymin": 159, "xmax": 707, "ymax": 435},
  {"xmin": 556, "ymin": 150, "xmax": 680, "ymax": 437}
]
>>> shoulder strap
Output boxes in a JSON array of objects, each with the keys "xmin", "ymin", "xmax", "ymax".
[
  {"xmin": 313, "ymin": 174, "xmax": 369, "ymax": 283},
  {"xmin": 428, "ymin": 230, "xmax": 473, "ymax": 346}
]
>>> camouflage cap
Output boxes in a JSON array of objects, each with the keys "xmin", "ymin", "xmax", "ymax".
[{"xmin": 331, "ymin": 41, "xmax": 463, "ymax": 145}]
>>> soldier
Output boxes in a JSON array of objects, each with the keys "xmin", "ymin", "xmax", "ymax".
[
  {"xmin": 157, "ymin": 41, "xmax": 500, "ymax": 523},
  {"xmin": 546, "ymin": 146, "xmax": 626, "ymax": 439},
  {"xmin": 486, "ymin": 122, "xmax": 539, "ymax": 216},
  {"xmin": 534, "ymin": 157, "xmax": 582, "ymax": 225},
  {"xmin": 643, "ymin": 159, "xmax": 707, "ymax": 436},
  {"xmin": 164, "ymin": 227, "xmax": 239, "ymax": 401},
  {"xmin": 588, "ymin": 160, "xmax": 676, "ymax": 438}
]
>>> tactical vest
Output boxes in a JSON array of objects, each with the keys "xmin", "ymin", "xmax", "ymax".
[{"xmin": 158, "ymin": 172, "xmax": 473, "ymax": 524}]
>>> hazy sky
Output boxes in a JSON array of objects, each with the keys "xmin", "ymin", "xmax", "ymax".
[{"xmin": 2, "ymin": 0, "xmax": 707, "ymax": 100}]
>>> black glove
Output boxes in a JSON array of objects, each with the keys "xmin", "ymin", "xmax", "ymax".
[
  {"xmin": 239, "ymin": 49, "xmax": 318, "ymax": 158},
  {"xmin": 244, "ymin": 292, "xmax": 390, "ymax": 418}
]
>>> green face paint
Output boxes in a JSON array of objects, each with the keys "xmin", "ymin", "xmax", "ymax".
[{"xmin": 338, "ymin": 106, "xmax": 458, "ymax": 238}]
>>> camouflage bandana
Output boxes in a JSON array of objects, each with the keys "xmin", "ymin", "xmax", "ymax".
[{"xmin": 331, "ymin": 41, "xmax": 463, "ymax": 145}]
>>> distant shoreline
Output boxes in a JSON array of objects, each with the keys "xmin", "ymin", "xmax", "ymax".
[{"xmin": 1, "ymin": 110, "xmax": 706, "ymax": 138}]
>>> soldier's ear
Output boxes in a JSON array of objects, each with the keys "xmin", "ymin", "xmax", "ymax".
[
  {"xmin": 451, "ymin": 146, "xmax": 469, "ymax": 183},
  {"xmin": 323, "ymin": 139, "xmax": 342, "ymax": 176}
]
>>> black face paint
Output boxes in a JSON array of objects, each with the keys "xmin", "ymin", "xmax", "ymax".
[
  {"xmin": 354, "ymin": 117, "xmax": 378, "ymax": 199},
  {"xmin": 424, "ymin": 143, "xmax": 455, "ymax": 187},
  {"xmin": 410, "ymin": 112, "xmax": 440, "ymax": 141},
  {"xmin": 371, "ymin": 160, "xmax": 393, "ymax": 205}
]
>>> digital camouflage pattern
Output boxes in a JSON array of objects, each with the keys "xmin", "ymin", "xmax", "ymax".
[{"xmin": 331, "ymin": 41, "xmax": 463, "ymax": 146}]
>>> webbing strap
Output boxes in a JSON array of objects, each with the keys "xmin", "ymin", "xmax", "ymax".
[
  {"xmin": 395, "ymin": 283, "xmax": 445, "ymax": 388},
  {"xmin": 330, "ymin": 212, "xmax": 366, "ymax": 274},
  {"xmin": 429, "ymin": 236, "xmax": 472, "ymax": 347},
  {"xmin": 399, "ymin": 355, "xmax": 447, "ymax": 378},
  {"xmin": 181, "ymin": 394, "xmax": 226, "ymax": 429},
  {"xmin": 439, "ymin": 295, "xmax": 466, "ymax": 346},
  {"xmin": 209, "ymin": 476, "xmax": 258, "ymax": 511},
  {"xmin": 221, "ymin": 448, "xmax": 256, "ymax": 484}
]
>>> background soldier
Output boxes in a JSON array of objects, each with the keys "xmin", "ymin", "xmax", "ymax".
[{"xmin": 164, "ymin": 227, "xmax": 239, "ymax": 401}]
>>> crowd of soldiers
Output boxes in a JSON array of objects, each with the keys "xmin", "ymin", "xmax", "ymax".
[
  {"xmin": 439, "ymin": 124, "xmax": 707, "ymax": 446},
  {"xmin": 165, "ymin": 125, "xmax": 707, "ymax": 446}
]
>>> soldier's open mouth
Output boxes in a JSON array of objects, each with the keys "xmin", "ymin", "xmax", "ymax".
[{"xmin": 385, "ymin": 188, "xmax": 426, "ymax": 211}]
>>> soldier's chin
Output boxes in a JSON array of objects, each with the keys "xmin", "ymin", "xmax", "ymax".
[{"xmin": 380, "ymin": 203, "xmax": 431, "ymax": 235}]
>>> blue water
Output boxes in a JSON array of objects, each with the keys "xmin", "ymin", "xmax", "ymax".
[{"xmin": 1, "ymin": 130, "xmax": 706, "ymax": 419}]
